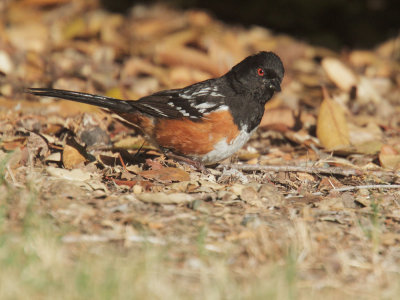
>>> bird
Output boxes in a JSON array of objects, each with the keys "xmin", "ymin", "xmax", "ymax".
[{"xmin": 27, "ymin": 51, "xmax": 284, "ymax": 170}]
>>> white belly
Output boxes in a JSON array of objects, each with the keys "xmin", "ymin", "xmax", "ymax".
[{"xmin": 199, "ymin": 126, "xmax": 257, "ymax": 164}]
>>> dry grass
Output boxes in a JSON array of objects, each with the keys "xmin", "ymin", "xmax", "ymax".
[
  {"xmin": 1, "ymin": 154, "xmax": 400, "ymax": 299},
  {"xmin": 1, "ymin": 1, "xmax": 400, "ymax": 299},
  {"xmin": 0, "ymin": 165, "xmax": 294, "ymax": 300}
]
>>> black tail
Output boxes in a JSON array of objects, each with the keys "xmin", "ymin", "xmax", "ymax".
[{"xmin": 26, "ymin": 88, "xmax": 134, "ymax": 112}]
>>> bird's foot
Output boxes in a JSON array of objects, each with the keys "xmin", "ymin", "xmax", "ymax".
[{"xmin": 165, "ymin": 152, "xmax": 209, "ymax": 174}]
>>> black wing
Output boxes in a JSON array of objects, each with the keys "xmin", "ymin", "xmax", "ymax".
[{"xmin": 135, "ymin": 80, "xmax": 228, "ymax": 120}]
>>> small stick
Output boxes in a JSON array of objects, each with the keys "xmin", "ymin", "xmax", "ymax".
[
  {"xmin": 218, "ymin": 163, "xmax": 397, "ymax": 178},
  {"xmin": 118, "ymin": 152, "xmax": 128, "ymax": 171},
  {"xmin": 333, "ymin": 184, "xmax": 400, "ymax": 192}
]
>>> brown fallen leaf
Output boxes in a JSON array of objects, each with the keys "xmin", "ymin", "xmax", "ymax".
[
  {"xmin": 321, "ymin": 57, "xmax": 357, "ymax": 92},
  {"xmin": 348, "ymin": 50, "xmax": 376, "ymax": 68},
  {"xmin": 348, "ymin": 141, "xmax": 383, "ymax": 155},
  {"xmin": 346, "ymin": 122, "xmax": 383, "ymax": 155},
  {"xmin": 139, "ymin": 167, "xmax": 190, "ymax": 182},
  {"xmin": 316, "ymin": 89, "xmax": 350, "ymax": 150},
  {"xmin": 113, "ymin": 136, "xmax": 155, "ymax": 151},
  {"xmin": 145, "ymin": 159, "xmax": 163, "ymax": 171},
  {"xmin": 284, "ymin": 129, "xmax": 320, "ymax": 147},
  {"xmin": 1, "ymin": 137, "xmax": 26, "ymax": 151},
  {"xmin": 379, "ymin": 145, "xmax": 400, "ymax": 170},
  {"xmin": 120, "ymin": 57, "xmax": 165, "ymax": 82},
  {"xmin": 318, "ymin": 177, "xmax": 343, "ymax": 191},
  {"xmin": 107, "ymin": 178, "xmax": 154, "ymax": 191},
  {"xmin": 108, "ymin": 178, "xmax": 138, "ymax": 188},
  {"xmin": 168, "ymin": 66, "xmax": 211, "ymax": 87},
  {"xmin": 63, "ymin": 144, "xmax": 87, "ymax": 169}
]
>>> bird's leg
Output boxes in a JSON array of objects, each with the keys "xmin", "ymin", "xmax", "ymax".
[{"xmin": 164, "ymin": 151, "xmax": 209, "ymax": 173}]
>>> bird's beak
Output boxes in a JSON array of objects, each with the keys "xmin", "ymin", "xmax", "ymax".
[{"xmin": 269, "ymin": 79, "xmax": 281, "ymax": 92}]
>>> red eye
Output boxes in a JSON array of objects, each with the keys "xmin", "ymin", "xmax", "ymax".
[{"xmin": 257, "ymin": 68, "xmax": 264, "ymax": 76}]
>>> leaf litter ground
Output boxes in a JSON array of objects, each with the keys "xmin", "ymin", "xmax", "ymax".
[{"xmin": 1, "ymin": 1, "xmax": 400, "ymax": 299}]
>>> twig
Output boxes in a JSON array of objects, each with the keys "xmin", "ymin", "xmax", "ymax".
[
  {"xmin": 333, "ymin": 184, "xmax": 400, "ymax": 192},
  {"xmin": 118, "ymin": 152, "xmax": 128, "ymax": 171},
  {"xmin": 218, "ymin": 163, "xmax": 398, "ymax": 178},
  {"xmin": 62, "ymin": 234, "xmax": 166, "ymax": 245}
]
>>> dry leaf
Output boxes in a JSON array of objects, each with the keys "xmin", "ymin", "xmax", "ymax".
[
  {"xmin": 136, "ymin": 192, "xmax": 194, "ymax": 204},
  {"xmin": 237, "ymin": 151, "xmax": 260, "ymax": 161},
  {"xmin": 0, "ymin": 50, "xmax": 14, "ymax": 74},
  {"xmin": 113, "ymin": 136, "xmax": 154, "ymax": 150},
  {"xmin": 259, "ymin": 107, "xmax": 296, "ymax": 131},
  {"xmin": 139, "ymin": 167, "xmax": 190, "ymax": 182},
  {"xmin": 316, "ymin": 89, "xmax": 350, "ymax": 150},
  {"xmin": 318, "ymin": 177, "xmax": 343, "ymax": 191},
  {"xmin": 348, "ymin": 122, "xmax": 382, "ymax": 145},
  {"xmin": 46, "ymin": 166, "xmax": 92, "ymax": 181},
  {"xmin": 63, "ymin": 17, "xmax": 87, "ymax": 40},
  {"xmin": 346, "ymin": 122, "xmax": 383, "ymax": 155},
  {"xmin": 63, "ymin": 144, "xmax": 87, "ymax": 169},
  {"xmin": 45, "ymin": 152, "xmax": 62, "ymax": 162},
  {"xmin": 379, "ymin": 145, "xmax": 400, "ymax": 170},
  {"xmin": 27, "ymin": 132, "xmax": 49, "ymax": 158},
  {"xmin": 109, "ymin": 178, "xmax": 138, "ymax": 188},
  {"xmin": 348, "ymin": 50, "xmax": 376, "ymax": 67},
  {"xmin": 7, "ymin": 23, "xmax": 48, "ymax": 52},
  {"xmin": 284, "ymin": 129, "xmax": 320, "ymax": 147},
  {"xmin": 356, "ymin": 77, "xmax": 384, "ymax": 104},
  {"xmin": 1, "ymin": 137, "xmax": 26, "ymax": 151},
  {"xmin": 321, "ymin": 57, "xmax": 357, "ymax": 91},
  {"xmin": 155, "ymin": 45, "xmax": 224, "ymax": 77},
  {"xmin": 350, "ymin": 141, "xmax": 382, "ymax": 155},
  {"xmin": 145, "ymin": 159, "xmax": 163, "ymax": 170}
]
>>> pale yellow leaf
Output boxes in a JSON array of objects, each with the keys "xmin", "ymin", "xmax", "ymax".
[{"xmin": 316, "ymin": 91, "xmax": 350, "ymax": 150}]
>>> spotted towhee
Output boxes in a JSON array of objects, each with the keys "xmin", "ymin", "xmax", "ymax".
[{"xmin": 27, "ymin": 51, "xmax": 284, "ymax": 169}]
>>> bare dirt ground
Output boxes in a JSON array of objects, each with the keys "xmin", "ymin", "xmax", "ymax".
[{"xmin": 1, "ymin": 1, "xmax": 400, "ymax": 299}]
